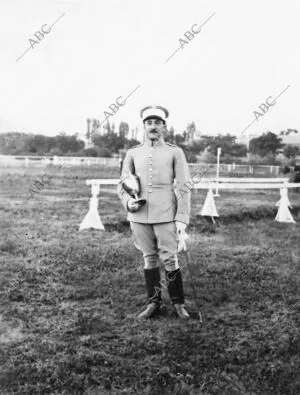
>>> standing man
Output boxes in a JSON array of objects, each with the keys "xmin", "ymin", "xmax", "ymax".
[{"xmin": 117, "ymin": 105, "xmax": 191, "ymax": 319}]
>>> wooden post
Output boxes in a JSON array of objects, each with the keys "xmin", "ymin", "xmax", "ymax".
[{"xmin": 214, "ymin": 147, "xmax": 221, "ymax": 197}]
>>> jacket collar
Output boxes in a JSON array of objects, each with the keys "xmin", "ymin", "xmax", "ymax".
[{"xmin": 145, "ymin": 137, "xmax": 166, "ymax": 148}]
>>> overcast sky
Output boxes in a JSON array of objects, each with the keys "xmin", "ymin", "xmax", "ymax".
[{"xmin": 0, "ymin": 0, "xmax": 299, "ymax": 142}]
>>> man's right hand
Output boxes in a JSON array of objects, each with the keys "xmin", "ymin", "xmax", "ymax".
[{"xmin": 127, "ymin": 198, "xmax": 141, "ymax": 212}]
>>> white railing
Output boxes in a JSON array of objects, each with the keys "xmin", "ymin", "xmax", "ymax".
[
  {"xmin": 188, "ymin": 163, "xmax": 281, "ymax": 175},
  {"xmin": 0, "ymin": 155, "xmax": 119, "ymax": 167},
  {"xmin": 84, "ymin": 178, "xmax": 296, "ymax": 190},
  {"xmin": 79, "ymin": 177, "xmax": 299, "ymax": 230},
  {"xmin": 193, "ymin": 182, "xmax": 299, "ymax": 189},
  {"xmin": 198, "ymin": 177, "xmax": 289, "ymax": 184}
]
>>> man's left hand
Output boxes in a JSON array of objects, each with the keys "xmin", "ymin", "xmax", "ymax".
[
  {"xmin": 175, "ymin": 221, "xmax": 187, "ymax": 234},
  {"xmin": 175, "ymin": 221, "xmax": 188, "ymax": 252}
]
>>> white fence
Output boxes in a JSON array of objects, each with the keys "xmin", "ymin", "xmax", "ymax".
[
  {"xmin": 0, "ymin": 154, "xmax": 282, "ymax": 176},
  {"xmin": 188, "ymin": 163, "xmax": 281, "ymax": 176},
  {"xmin": 79, "ymin": 177, "xmax": 299, "ymax": 230},
  {"xmin": 0, "ymin": 155, "xmax": 119, "ymax": 168},
  {"xmin": 85, "ymin": 178, "xmax": 290, "ymax": 187}
]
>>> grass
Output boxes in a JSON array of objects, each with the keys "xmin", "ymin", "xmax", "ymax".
[{"xmin": 0, "ymin": 165, "xmax": 299, "ymax": 394}]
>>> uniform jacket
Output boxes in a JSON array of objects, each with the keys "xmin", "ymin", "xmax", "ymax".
[{"xmin": 117, "ymin": 138, "xmax": 191, "ymax": 225}]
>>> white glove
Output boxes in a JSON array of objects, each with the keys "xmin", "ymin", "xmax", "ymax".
[
  {"xmin": 127, "ymin": 198, "xmax": 140, "ymax": 212},
  {"xmin": 175, "ymin": 221, "xmax": 187, "ymax": 234},
  {"xmin": 175, "ymin": 221, "xmax": 188, "ymax": 252}
]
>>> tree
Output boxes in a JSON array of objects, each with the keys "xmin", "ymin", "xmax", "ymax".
[
  {"xmin": 126, "ymin": 138, "xmax": 140, "ymax": 149},
  {"xmin": 80, "ymin": 148, "xmax": 99, "ymax": 157},
  {"xmin": 80, "ymin": 147, "xmax": 112, "ymax": 157},
  {"xmin": 26, "ymin": 134, "xmax": 54, "ymax": 154},
  {"xmin": 93, "ymin": 132, "xmax": 122, "ymax": 153},
  {"xmin": 103, "ymin": 120, "xmax": 112, "ymax": 134},
  {"xmin": 204, "ymin": 134, "xmax": 243, "ymax": 156},
  {"xmin": 0, "ymin": 132, "xmax": 85, "ymax": 155},
  {"xmin": 86, "ymin": 118, "xmax": 91, "ymax": 140},
  {"xmin": 230, "ymin": 143, "xmax": 247, "ymax": 157},
  {"xmin": 280, "ymin": 129, "xmax": 299, "ymax": 136},
  {"xmin": 119, "ymin": 122, "xmax": 129, "ymax": 138},
  {"xmin": 93, "ymin": 131, "xmax": 139, "ymax": 154},
  {"xmin": 53, "ymin": 133, "xmax": 84, "ymax": 153},
  {"xmin": 185, "ymin": 140, "xmax": 207, "ymax": 154},
  {"xmin": 184, "ymin": 151, "xmax": 197, "ymax": 163},
  {"xmin": 174, "ymin": 133, "xmax": 185, "ymax": 146},
  {"xmin": 186, "ymin": 121, "xmax": 196, "ymax": 141},
  {"xmin": 249, "ymin": 132, "xmax": 283, "ymax": 156},
  {"xmin": 164, "ymin": 126, "xmax": 175, "ymax": 144},
  {"xmin": 91, "ymin": 119, "xmax": 101, "ymax": 137},
  {"xmin": 284, "ymin": 145, "xmax": 300, "ymax": 158},
  {"xmin": 0, "ymin": 132, "xmax": 30, "ymax": 154}
]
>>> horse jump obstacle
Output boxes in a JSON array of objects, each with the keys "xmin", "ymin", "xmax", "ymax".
[{"xmin": 79, "ymin": 178, "xmax": 299, "ymax": 230}]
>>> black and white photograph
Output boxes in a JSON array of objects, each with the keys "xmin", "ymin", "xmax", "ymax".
[{"xmin": 0, "ymin": 0, "xmax": 299, "ymax": 393}]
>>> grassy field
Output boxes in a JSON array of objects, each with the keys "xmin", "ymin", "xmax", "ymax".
[{"xmin": 0, "ymin": 165, "xmax": 299, "ymax": 394}]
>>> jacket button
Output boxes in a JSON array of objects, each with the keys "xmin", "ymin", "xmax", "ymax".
[
  {"xmin": 149, "ymin": 183, "xmax": 152, "ymax": 186},
  {"xmin": 149, "ymin": 189, "xmax": 152, "ymax": 193}
]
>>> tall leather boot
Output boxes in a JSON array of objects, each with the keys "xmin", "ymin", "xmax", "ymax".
[
  {"xmin": 166, "ymin": 269, "xmax": 190, "ymax": 319},
  {"xmin": 138, "ymin": 267, "xmax": 161, "ymax": 319}
]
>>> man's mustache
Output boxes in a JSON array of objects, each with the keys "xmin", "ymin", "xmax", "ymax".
[
  {"xmin": 150, "ymin": 128, "xmax": 165, "ymax": 132},
  {"xmin": 149, "ymin": 127, "xmax": 166, "ymax": 133}
]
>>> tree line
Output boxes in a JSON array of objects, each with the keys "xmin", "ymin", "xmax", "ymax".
[{"xmin": 0, "ymin": 123, "xmax": 299, "ymax": 164}]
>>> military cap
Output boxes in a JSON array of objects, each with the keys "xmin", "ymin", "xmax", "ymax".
[{"xmin": 140, "ymin": 105, "xmax": 169, "ymax": 122}]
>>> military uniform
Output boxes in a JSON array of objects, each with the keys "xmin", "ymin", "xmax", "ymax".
[
  {"xmin": 117, "ymin": 105, "xmax": 191, "ymax": 319},
  {"xmin": 118, "ymin": 139, "xmax": 190, "ymax": 225}
]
